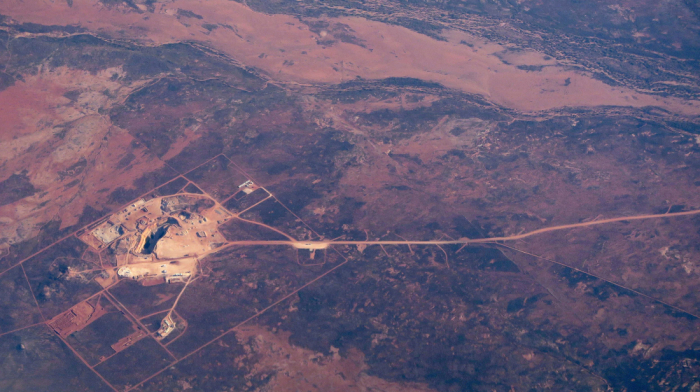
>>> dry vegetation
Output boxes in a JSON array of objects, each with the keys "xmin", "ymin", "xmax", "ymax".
[{"xmin": 1, "ymin": 0, "xmax": 699, "ymax": 391}]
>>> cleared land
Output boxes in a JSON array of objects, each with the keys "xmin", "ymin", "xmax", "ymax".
[{"xmin": 1, "ymin": 1, "xmax": 700, "ymax": 390}]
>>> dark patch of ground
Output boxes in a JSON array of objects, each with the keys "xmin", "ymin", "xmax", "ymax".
[
  {"xmin": 166, "ymin": 245, "xmax": 342, "ymax": 358},
  {"xmin": 107, "ymin": 166, "xmax": 179, "ymax": 206},
  {"xmin": 146, "ymin": 177, "xmax": 188, "ymax": 198},
  {"xmin": 66, "ymin": 296, "xmax": 138, "ymax": 366},
  {"xmin": 251, "ymin": 245, "xmax": 622, "ymax": 391},
  {"xmin": 238, "ymin": 198, "xmax": 318, "ymax": 241},
  {"xmin": 0, "ymin": 324, "xmax": 113, "ymax": 391},
  {"xmin": 94, "ymin": 337, "xmax": 173, "ymax": 391},
  {"xmin": 181, "ymin": 183, "xmax": 203, "ymax": 195},
  {"xmin": 22, "ymin": 237, "xmax": 103, "ymax": 319},
  {"xmin": 0, "ymin": 172, "xmax": 37, "ymax": 206},
  {"xmin": 108, "ymin": 279, "xmax": 186, "ymax": 318},
  {"xmin": 184, "ymin": 155, "xmax": 248, "ymax": 201},
  {"xmin": 222, "ymin": 188, "xmax": 269, "ymax": 213},
  {"xmin": 134, "ymin": 332, "xmax": 267, "ymax": 392},
  {"xmin": 219, "ymin": 218, "xmax": 289, "ymax": 241},
  {"xmin": 0, "ymin": 265, "xmax": 43, "ymax": 334}
]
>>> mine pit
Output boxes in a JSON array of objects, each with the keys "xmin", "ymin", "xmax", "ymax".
[
  {"xmin": 87, "ymin": 194, "xmax": 231, "ymax": 286},
  {"xmin": 138, "ymin": 218, "xmax": 179, "ymax": 255}
]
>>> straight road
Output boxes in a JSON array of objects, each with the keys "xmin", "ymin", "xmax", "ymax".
[{"xmin": 211, "ymin": 209, "xmax": 700, "ymax": 251}]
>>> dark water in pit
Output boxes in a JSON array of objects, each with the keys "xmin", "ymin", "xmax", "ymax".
[{"xmin": 141, "ymin": 218, "xmax": 178, "ymax": 254}]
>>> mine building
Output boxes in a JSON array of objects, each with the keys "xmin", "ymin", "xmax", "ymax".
[
  {"xmin": 156, "ymin": 315, "xmax": 176, "ymax": 340},
  {"xmin": 92, "ymin": 221, "xmax": 124, "ymax": 244}
]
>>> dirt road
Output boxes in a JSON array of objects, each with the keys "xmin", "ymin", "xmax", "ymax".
[{"xmin": 210, "ymin": 209, "xmax": 700, "ymax": 251}]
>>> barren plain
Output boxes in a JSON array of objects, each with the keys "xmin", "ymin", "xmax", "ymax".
[{"xmin": 1, "ymin": 0, "xmax": 700, "ymax": 391}]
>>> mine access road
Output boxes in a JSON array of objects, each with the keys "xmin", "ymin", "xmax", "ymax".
[{"xmin": 220, "ymin": 209, "xmax": 700, "ymax": 250}]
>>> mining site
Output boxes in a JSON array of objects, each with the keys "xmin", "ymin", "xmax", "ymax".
[
  {"xmin": 80, "ymin": 193, "xmax": 232, "ymax": 282},
  {"xmin": 1, "ymin": 0, "xmax": 700, "ymax": 391}
]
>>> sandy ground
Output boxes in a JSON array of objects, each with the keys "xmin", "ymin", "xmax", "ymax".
[
  {"xmin": 0, "ymin": 65, "xmax": 165, "ymax": 247},
  {"xmin": 236, "ymin": 325, "xmax": 435, "ymax": 392},
  {"xmin": 118, "ymin": 258, "xmax": 196, "ymax": 279},
  {"xmin": 1, "ymin": 0, "xmax": 699, "ymax": 116}
]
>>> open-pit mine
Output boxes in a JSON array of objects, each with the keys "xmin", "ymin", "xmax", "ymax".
[
  {"xmin": 2, "ymin": 1, "xmax": 700, "ymax": 389},
  {"xmin": 80, "ymin": 194, "xmax": 233, "ymax": 284}
]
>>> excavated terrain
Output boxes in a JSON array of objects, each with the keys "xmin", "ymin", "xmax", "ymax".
[{"xmin": 1, "ymin": 0, "xmax": 700, "ymax": 391}]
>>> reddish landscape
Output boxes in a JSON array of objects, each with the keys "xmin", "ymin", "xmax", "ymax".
[
  {"xmin": 2, "ymin": 0, "xmax": 700, "ymax": 115},
  {"xmin": 1, "ymin": 0, "xmax": 700, "ymax": 391}
]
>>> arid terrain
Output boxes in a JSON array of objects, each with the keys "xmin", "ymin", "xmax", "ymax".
[{"xmin": 1, "ymin": 0, "xmax": 700, "ymax": 391}]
